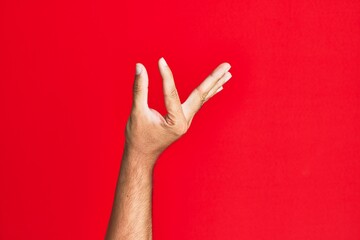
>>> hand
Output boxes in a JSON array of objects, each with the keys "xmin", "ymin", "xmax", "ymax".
[{"xmin": 124, "ymin": 57, "xmax": 232, "ymax": 166}]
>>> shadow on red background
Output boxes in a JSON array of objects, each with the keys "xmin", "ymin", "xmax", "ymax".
[{"xmin": 0, "ymin": 0, "xmax": 359, "ymax": 239}]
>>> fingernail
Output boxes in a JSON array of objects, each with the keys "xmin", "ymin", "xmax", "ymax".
[
  {"xmin": 225, "ymin": 63, "xmax": 231, "ymax": 71},
  {"xmin": 225, "ymin": 72, "xmax": 232, "ymax": 82},
  {"xmin": 136, "ymin": 63, "xmax": 142, "ymax": 75},
  {"xmin": 159, "ymin": 57, "xmax": 168, "ymax": 67},
  {"xmin": 216, "ymin": 86, "xmax": 224, "ymax": 93}
]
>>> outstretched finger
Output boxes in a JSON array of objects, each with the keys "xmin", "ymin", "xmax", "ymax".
[
  {"xmin": 158, "ymin": 57, "xmax": 184, "ymax": 124},
  {"xmin": 205, "ymin": 71, "xmax": 232, "ymax": 102},
  {"xmin": 132, "ymin": 63, "xmax": 149, "ymax": 110},
  {"xmin": 182, "ymin": 62, "xmax": 231, "ymax": 123}
]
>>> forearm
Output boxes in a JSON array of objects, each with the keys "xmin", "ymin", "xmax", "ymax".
[{"xmin": 106, "ymin": 146, "xmax": 157, "ymax": 240}]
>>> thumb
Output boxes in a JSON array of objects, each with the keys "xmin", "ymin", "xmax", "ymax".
[{"xmin": 132, "ymin": 63, "xmax": 149, "ymax": 110}]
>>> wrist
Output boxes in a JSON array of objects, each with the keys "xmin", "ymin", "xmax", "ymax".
[{"xmin": 121, "ymin": 144, "xmax": 158, "ymax": 176}]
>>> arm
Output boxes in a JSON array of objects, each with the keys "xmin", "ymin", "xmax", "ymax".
[{"xmin": 105, "ymin": 57, "xmax": 232, "ymax": 240}]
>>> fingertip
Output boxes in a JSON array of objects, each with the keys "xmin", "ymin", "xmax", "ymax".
[
  {"xmin": 133, "ymin": 63, "xmax": 148, "ymax": 90},
  {"xmin": 159, "ymin": 57, "xmax": 168, "ymax": 67},
  {"xmin": 223, "ymin": 62, "xmax": 231, "ymax": 71},
  {"xmin": 132, "ymin": 63, "xmax": 149, "ymax": 109},
  {"xmin": 216, "ymin": 86, "xmax": 224, "ymax": 93},
  {"xmin": 224, "ymin": 71, "xmax": 232, "ymax": 82},
  {"xmin": 135, "ymin": 63, "xmax": 143, "ymax": 75}
]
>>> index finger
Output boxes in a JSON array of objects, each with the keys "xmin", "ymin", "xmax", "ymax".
[{"xmin": 159, "ymin": 57, "xmax": 185, "ymax": 125}]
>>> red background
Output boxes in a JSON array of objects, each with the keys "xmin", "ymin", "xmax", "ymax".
[{"xmin": 1, "ymin": 0, "xmax": 359, "ymax": 239}]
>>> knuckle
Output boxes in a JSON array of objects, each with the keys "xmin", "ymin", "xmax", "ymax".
[
  {"xmin": 130, "ymin": 106, "xmax": 146, "ymax": 121},
  {"xmin": 169, "ymin": 88, "xmax": 178, "ymax": 98},
  {"xmin": 130, "ymin": 108, "xmax": 139, "ymax": 117},
  {"xmin": 129, "ymin": 109, "xmax": 140, "ymax": 122},
  {"xmin": 209, "ymin": 71, "xmax": 217, "ymax": 80},
  {"xmin": 195, "ymin": 88, "xmax": 208, "ymax": 105},
  {"xmin": 133, "ymin": 79, "xmax": 142, "ymax": 93}
]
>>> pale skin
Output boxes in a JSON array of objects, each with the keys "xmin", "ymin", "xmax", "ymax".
[{"xmin": 105, "ymin": 57, "xmax": 232, "ymax": 240}]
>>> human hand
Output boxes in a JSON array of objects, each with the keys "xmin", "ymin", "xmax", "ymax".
[{"xmin": 124, "ymin": 57, "xmax": 232, "ymax": 167}]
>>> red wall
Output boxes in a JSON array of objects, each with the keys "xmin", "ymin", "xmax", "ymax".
[{"xmin": 1, "ymin": 0, "xmax": 359, "ymax": 239}]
